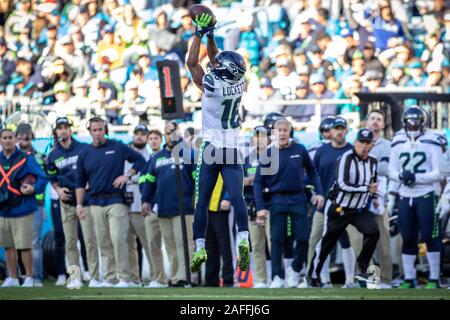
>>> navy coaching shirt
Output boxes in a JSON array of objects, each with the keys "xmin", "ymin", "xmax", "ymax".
[{"xmin": 76, "ymin": 139, "xmax": 146, "ymax": 206}]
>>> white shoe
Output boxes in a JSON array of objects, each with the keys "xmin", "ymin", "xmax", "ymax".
[
  {"xmin": 66, "ymin": 278, "xmax": 83, "ymax": 289},
  {"xmin": 1, "ymin": 277, "xmax": 20, "ymax": 288},
  {"xmin": 145, "ymin": 280, "xmax": 168, "ymax": 288},
  {"xmin": 321, "ymin": 282, "xmax": 333, "ymax": 289},
  {"xmin": 380, "ymin": 282, "xmax": 392, "ymax": 289},
  {"xmin": 129, "ymin": 282, "xmax": 142, "ymax": 288},
  {"xmin": 297, "ymin": 277, "xmax": 310, "ymax": 289},
  {"xmin": 21, "ymin": 277, "xmax": 34, "ymax": 288},
  {"xmin": 342, "ymin": 282, "xmax": 357, "ymax": 289},
  {"xmin": 82, "ymin": 271, "xmax": 91, "ymax": 282},
  {"xmin": 114, "ymin": 281, "xmax": 130, "ymax": 288},
  {"xmin": 253, "ymin": 282, "xmax": 268, "ymax": 289},
  {"xmin": 269, "ymin": 276, "xmax": 285, "ymax": 288},
  {"xmin": 34, "ymin": 279, "xmax": 43, "ymax": 288},
  {"xmin": 55, "ymin": 275, "xmax": 67, "ymax": 286},
  {"xmin": 100, "ymin": 281, "xmax": 115, "ymax": 288},
  {"xmin": 88, "ymin": 279, "xmax": 103, "ymax": 288},
  {"xmin": 286, "ymin": 268, "xmax": 300, "ymax": 288}
]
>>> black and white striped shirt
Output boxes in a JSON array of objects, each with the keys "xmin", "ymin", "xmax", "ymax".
[{"xmin": 331, "ymin": 149, "xmax": 378, "ymax": 210}]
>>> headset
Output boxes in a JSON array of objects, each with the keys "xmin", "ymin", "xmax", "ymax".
[{"xmin": 86, "ymin": 116, "xmax": 109, "ymax": 135}]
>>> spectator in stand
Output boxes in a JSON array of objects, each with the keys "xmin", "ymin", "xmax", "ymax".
[
  {"xmin": 384, "ymin": 62, "xmax": 409, "ymax": 88},
  {"xmin": 405, "ymin": 61, "xmax": 427, "ymax": 87},
  {"xmin": 225, "ymin": 11, "xmax": 265, "ymax": 67},
  {"xmin": 0, "ymin": 37, "xmax": 15, "ymax": 87},
  {"xmin": 271, "ymin": 58, "xmax": 298, "ymax": 100},
  {"xmin": 306, "ymin": 73, "xmax": 337, "ymax": 119}
]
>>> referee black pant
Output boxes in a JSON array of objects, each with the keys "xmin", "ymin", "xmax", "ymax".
[
  {"xmin": 205, "ymin": 210, "xmax": 234, "ymax": 287},
  {"xmin": 310, "ymin": 201, "xmax": 380, "ymax": 280}
]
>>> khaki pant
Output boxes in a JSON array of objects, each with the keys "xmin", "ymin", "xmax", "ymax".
[
  {"xmin": 91, "ymin": 204, "xmax": 130, "ymax": 283},
  {"xmin": 307, "ymin": 211, "xmax": 324, "ymax": 268},
  {"xmin": 60, "ymin": 202, "xmax": 99, "ymax": 280},
  {"xmin": 249, "ymin": 218, "xmax": 270, "ymax": 284},
  {"xmin": 128, "ymin": 212, "xmax": 159, "ymax": 284},
  {"xmin": 374, "ymin": 210, "xmax": 393, "ymax": 283},
  {"xmin": 159, "ymin": 215, "xmax": 194, "ymax": 283},
  {"xmin": 0, "ymin": 214, "xmax": 33, "ymax": 249},
  {"xmin": 144, "ymin": 212, "xmax": 167, "ymax": 284}
]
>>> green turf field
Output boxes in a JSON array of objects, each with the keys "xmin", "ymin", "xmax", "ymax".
[{"xmin": 0, "ymin": 283, "xmax": 449, "ymax": 300}]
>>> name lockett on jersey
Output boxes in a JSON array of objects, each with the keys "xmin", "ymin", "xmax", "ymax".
[{"xmin": 222, "ymin": 82, "xmax": 244, "ymax": 96}]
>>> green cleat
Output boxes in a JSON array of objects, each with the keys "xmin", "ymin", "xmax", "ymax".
[
  {"xmin": 190, "ymin": 247, "xmax": 207, "ymax": 272},
  {"xmin": 238, "ymin": 239, "xmax": 250, "ymax": 271},
  {"xmin": 425, "ymin": 280, "xmax": 439, "ymax": 289},
  {"xmin": 398, "ymin": 280, "xmax": 416, "ymax": 289}
]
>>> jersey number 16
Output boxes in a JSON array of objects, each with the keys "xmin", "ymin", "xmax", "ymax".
[{"xmin": 221, "ymin": 97, "xmax": 241, "ymax": 129}]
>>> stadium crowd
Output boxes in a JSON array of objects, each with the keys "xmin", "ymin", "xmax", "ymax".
[
  {"xmin": 0, "ymin": 0, "xmax": 449, "ymax": 290},
  {"xmin": 0, "ymin": 0, "xmax": 449, "ymax": 129}
]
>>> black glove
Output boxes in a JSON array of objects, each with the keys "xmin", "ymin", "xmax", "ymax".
[{"xmin": 399, "ymin": 171, "xmax": 416, "ymax": 187}]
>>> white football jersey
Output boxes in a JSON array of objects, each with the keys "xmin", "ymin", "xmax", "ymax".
[
  {"xmin": 388, "ymin": 131, "xmax": 443, "ymax": 198},
  {"xmin": 201, "ymin": 72, "xmax": 244, "ymax": 149}
]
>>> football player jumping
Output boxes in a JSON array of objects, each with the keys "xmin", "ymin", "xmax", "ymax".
[{"xmin": 186, "ymin": 12, "xmax": 250, "ymax": 272}]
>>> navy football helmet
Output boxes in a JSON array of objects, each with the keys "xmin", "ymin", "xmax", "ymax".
[
  {"xmin": 319, "ymin": 116, "xmax": 335, "ymax": 140},
  {"xmin": 212, "ymin": 51, "xmax": 246, "ymax": 83},
  {"xmin": 319, "ymin": 116, "xmax": 335, "ymax": 132},
  {"xmin": 403, "ymin": 106, "xmax": 426, "ymax": 138},
  {"xmin": 263, "ymin": 112, "xmax": 283, "ymax": 131}
]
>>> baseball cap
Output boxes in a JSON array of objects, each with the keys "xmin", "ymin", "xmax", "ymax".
[
  {"xmin": 297, "ymin": 65, "xmax": 310, "ymax": 75},
  {"xmin": 134, "ymin": 124, "xmax": 149, "ymax": 134},
  {"xmin": 426, "ymin": 61, "xmax": 442, "ymax": 73},
  {"xmin": 73, "ymin": 78, "xmax": 87, "ymax": 88},
  {"xmin": 356, "ymin": 128, "xmax": 374, "ymax": 143},
  {"xmin": 55, "ymin": 117, "xmax": 72, "ymax": 128},
  {"xmin": 102, "ymin": 24, "xmax": 114, "ymax": 33},
  {"xmin": 125, "ymin": 79, "xmax": 140, "ymax": 91},
  {"xmin": 54, "ymin": 81, "xmax": 70, "ymax": 93},
  {"xmin": 310, "ymin": 73, "xmax": 325, "ymax": 84},
  {"xmin": 340, "ymin": 28, "xmax": 353, "ymax": 38},
  {"xmin": 296, "ymin": 80, "xmax": 308, "ymax": 89},
  {"xmin": 363, "ymin": 70, "xmax": 383, "ymax": 81},
  {"xmin": 260, "ymin": 77, "xmax": 272, "ymax": 88},
  {"xmin": 333, "ymin": 117, "xmax": 348, "ymax": 129},
  {"xmin": 276, "ymin": 57, "xmax": 290, "ymax": 67},
  {"xmin": 391, "ymin": 61, "xmax": 405, "ymax": 69},
  {"xmin": 408, "ymin": 61, "xmax": 422, "ymax": 69}
]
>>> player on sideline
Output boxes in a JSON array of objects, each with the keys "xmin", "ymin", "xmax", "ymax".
[
  {"xmin": 388, "ymin": 106, "xmax": 443, "ymax": 288},
  {"xmin": 186, "ymin": 12, "xmax": 250, "ymax": 272}
]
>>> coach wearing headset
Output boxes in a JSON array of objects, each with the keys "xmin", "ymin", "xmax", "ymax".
[
  {"xmin": 47, "ymin": 117, "xmax": 100, "ymax": 289},
  {"xmin": 75, "ymin": 117, "xmax": 146, "ymax": 288}
]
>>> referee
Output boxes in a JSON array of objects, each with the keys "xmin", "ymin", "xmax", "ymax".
[{"xmin": 305, "ymin": 128, "xmax": 380, "ymax": 287}]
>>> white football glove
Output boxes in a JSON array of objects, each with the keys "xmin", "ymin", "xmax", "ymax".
[{"xmin": 436, "ymin": 194, "xmax": 450, "ymax": 219}]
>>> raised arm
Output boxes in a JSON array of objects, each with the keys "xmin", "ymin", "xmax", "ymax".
[
  {"xmin": 186, "ymin": 36, "xmax": 205, "ymax": 90},
  {"xmin": 187, "ymin": 13, "xmax": 215, "ymax": 90}
]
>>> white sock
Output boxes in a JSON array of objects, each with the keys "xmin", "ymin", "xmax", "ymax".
[
  {"xmin": 320, "ymin": 255, "xmax": 331, "ymax": 283},
  {"xmin": 284, "ymin": 258, "xmax": 293, "ymax": 272},
  {"xmin": 342, "ymin": 247, "xmax": 356, "ymax": 283},
  {"xmin": 402, "ymin": 254, "xmax": 417, "ymax": 280},
  {"xmin": 237, "ymin": 231, "xmax": 249, "ymax": 243},
  {"xmin": 426, "ymin": 251, "xmax": 441, "ymax": 280},
  {"xmin": 195, "ymin": 238, "xmax": 205, "ymax": 251}
]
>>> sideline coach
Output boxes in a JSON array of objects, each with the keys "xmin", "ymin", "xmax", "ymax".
[{"xmin": 75, "ymin": 117, "xmax": 146, "ymax": 287}]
